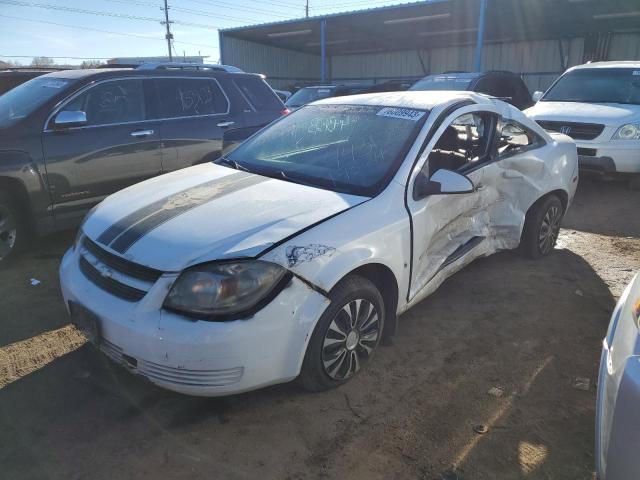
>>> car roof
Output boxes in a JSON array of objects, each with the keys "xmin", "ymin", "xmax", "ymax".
[
  {"xmin": 570, "ymin": 61, "xmax": 640, "ymax": 70},
  {"xmin": 314, "ymin": 90, "xmax": 494, "ymax": 110},
  {"xmin": 41, "ymin": 68, "xmax": 129, "ymax": 80},
  {"xmin": 39, "ymin": 67, "xmax": 255, "ymax": 81}
]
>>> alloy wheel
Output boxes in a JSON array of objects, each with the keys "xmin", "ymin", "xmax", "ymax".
[
  {"xmin": 538, "ymin": 204, "xmax": 561, "ymax": 255},
  {"xmin": 0, "ymin": 204, "xmax": 17, "ymax": 261},
  {"xmin": 322, "ymin": 298, "xmax": 380, "ymax": 380}
]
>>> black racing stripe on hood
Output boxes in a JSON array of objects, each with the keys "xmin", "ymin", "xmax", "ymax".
[
  {"xmin": 108, "ymin": 172, "xmax": 270, "ymax": 254},
  {"xmin": 97, "ymin": 171, "xmax": 251, "ymax": 246}
]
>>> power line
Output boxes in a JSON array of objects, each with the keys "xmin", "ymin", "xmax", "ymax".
[
  {"xmin": 0, "ymin": 14, "xmax": 218, "ymax": 49},
  {"xmin": 0, "ymin": 0, "xmax": 222, "ymax": 29},
  {"xmin": 0, "ymin": 55, "xmax": 116, "ymax": 60},
  {"xmin": 180, "ymin": 0, "xmax": 291, "ymax": 19},
  {"xmin": 309, "ymin": 0, "xmax": 403, "ymax": 10},
  {"xmin": 95, "ymin": 0, "xmax": 251, "ymax": 24}
]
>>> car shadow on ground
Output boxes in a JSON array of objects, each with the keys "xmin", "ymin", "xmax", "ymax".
[
  {"xmin": 563, "ymin": 176, "xmax": 640, "ymax": 238},
  {"xmin": 0, "ymin": 243, "xmax": 615, "ymax": 479}
]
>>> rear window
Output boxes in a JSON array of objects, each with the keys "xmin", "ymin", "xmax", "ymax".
[
  {"xmin": 285, "ymin": 87, "xmax": 335, "ymax": 108},
  {"xmin": 410, "ymin": 75, "xmax": 474, "ymax": 91},
  {"xmin": 233, "ymin": 76, "xmax": 283, "ymax": 112},
  {"xmin": 155, "ymin": 78, "xmax": 229, "ymax": 118}
]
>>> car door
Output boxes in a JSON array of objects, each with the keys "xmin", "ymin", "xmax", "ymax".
[
  {"xmin": 42, "ymin": 77, "xmax": 162, "ymax": 222},
  {"xmin": 154, "ymin": 76, "xmax": 240, "ymax": 172},
  {"xmin": 406, "ymin": 104, "xmax": 500, "ymax": 303}
]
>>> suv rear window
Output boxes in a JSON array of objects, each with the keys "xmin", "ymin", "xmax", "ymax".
[
  {"xmin": 233, "ymin": 76, "xmax": 282, "ymax": 112},
  {"xmin": 155, "ymin": 78, "xmax": 229, "ymax": 118}
]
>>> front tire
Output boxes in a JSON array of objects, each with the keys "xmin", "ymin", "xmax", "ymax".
[
  {"xmin": 0, "ymin": 190, "xmax": 25, "ymax": 267},
  {"xmin": 298, "ymin": 275, "xmax": 385, "ymax": 392},
  {"xmin": 520, "ymin": 195, "xmax": 563, "ymax": 259}
]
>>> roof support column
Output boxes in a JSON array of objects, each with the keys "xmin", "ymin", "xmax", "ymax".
[
  {"xmin": 320, "ymin": 18, "xmax": 327, "ymax": 83},
  {"xmin": 473, "ymin": 0, "xmax": 487, "ymax": 72},
  {"xmin": 218, "ymin": 30, "xmax": 225, "ymax": 64}
]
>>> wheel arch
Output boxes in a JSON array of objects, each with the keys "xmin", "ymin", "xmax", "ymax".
[
  {"xmin": 331, "ymin": 262, "xmax": 400, "ymax": 341},
  {"xmin": 527, "ymin": 188, "xmax": 569, "ymax": 216},
  {"xmin": 0, "ymin": 176, "xmax": 32, "ymax": 219}
]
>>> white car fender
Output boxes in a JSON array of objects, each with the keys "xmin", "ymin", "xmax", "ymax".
[{"xmin": 260, "ymin": 181, "xmax": 410, "ymax": 312}]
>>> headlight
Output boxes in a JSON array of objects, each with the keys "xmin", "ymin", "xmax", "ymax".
[
  {"xmin": 612, "ymin": 123, "xmax": 640, "ymax": 140},
  {"xmin": 164, "ymin": 261, "xmax": 290, "ymax": 319}
]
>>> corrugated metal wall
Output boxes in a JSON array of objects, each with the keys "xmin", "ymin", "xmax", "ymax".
[
  {"xmin": 223, "ymin": 32, "xmax": 640, "ymax": 92},
  {"xmin": 330, "ymin": 38, "xmax": 587, "ymax": 92},
  {"xmin": 608, "ymin": 33, "xmax": 640, "ymax": 60},
  {"xmin": 222, "ymin": 36, "xmax": 319, "ymax": 89}
]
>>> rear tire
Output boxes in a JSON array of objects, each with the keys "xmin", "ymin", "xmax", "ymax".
[
  {"xmin": 298, "ymin": 275, "xmax": 385, "ymax": 392},
  {"xmin": 0, "ymin": 190, "xmax": 26, "ymax": 267},
  {"xmin": 520, "ymin": 195, "xmax": 563, "ymax": 259}
]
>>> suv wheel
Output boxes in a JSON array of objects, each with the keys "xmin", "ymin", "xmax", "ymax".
[
  {"xmin": 0, "ymin": 190, "xmax": 25, "ymax": 266},
  {"xmin": 520, "ymin": 195, "xmax": 563, "ymax": 259},
  {"xmin": 298, "ymin": 275, "xmax": 384, "ymax": 392}
]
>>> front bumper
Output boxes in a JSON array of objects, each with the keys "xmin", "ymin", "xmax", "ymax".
[
  {"xmin": 576, "ymin": 141, "xmax": 640, "ymax": 175},
  {"xmin": 59, "ymin": 246, "xmax": 328, "ymax": 396}
]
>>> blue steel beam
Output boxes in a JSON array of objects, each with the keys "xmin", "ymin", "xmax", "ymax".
[
  {"xmin": 320, "ymin": 18, "xmax": 327, "ymax": 83},
  {"xmin": 473, "ymin": 0, "xmax": 488, "ymax": 72}
]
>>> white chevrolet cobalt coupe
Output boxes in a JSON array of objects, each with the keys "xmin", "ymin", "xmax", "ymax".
[{"xmin": 60, "ymin": 91, "xmax": 578, "ymax": 396}]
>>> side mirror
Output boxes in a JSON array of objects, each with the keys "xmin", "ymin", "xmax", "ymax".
[
  {"xmin": 53, "ymin": 110, "xmax": 87, "ymax": 128},
  {"xmin": 413, "ymin": 169, "xmax": 475, "ymax": 200},
  {"xmin": 532, "ymin": 91, "xmax": 544, "ymax": 102}
]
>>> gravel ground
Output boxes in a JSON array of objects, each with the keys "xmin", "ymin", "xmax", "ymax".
[{"xmin": 0, "ymin": 177, "xmax": 638, "ymax": 480}]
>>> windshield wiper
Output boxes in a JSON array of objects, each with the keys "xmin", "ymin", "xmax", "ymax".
[{"xmin": 217, "ymin": 157, "xmax": 251, "ymax": 172}]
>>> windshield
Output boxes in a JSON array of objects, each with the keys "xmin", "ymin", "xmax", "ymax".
[
  {"xmin": 0, "ymin": 76, "xmax": 73, "ymax": 128},
  {"xmin": 224, "ymin": 104, "xmax": 428, "ymax": 196},
  {"xmin": 410, "ymin": 75, "xmax": 474, "ymax": 91},
  {"xmin": 285, "ymin": 87, "xmax": 335, "ymax": 108},
  {"xmin": 542, "ymin": 68, "xmax": 640, "ymax": 105}
]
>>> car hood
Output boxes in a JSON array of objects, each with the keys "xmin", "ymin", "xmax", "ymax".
[
  {"xmin": 82, "ymin": 163, "xmax": 367, "ymax": 272},
  {"xmin": 525, "ymin": 101, "xmax": 640, "ymax": 126}
]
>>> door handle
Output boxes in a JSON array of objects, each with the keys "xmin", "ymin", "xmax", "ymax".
[
  {"xmin": 130, "ymin": 129, "xmax": 154, "ymax": 138},
  {"xmin": 217, "ymin": 121, "xmax": 235, "ymax": 128},
  {"xmin": 475, "ymin": 183, "xmax": 486, "ymax": 191}
]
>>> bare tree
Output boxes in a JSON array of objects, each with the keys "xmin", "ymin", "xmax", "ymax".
[
  {"xmin": 80, "ymin": 60, "xmax": 104, "ymax": 69},
  {"xmin": 31, "ymin": 56, "xmax": 55, "ymax": 67}
]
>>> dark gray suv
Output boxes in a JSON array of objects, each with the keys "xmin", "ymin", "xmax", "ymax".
[{"xmin": 0, "ymin": 63, "xmax": 287, "ymax": 264}]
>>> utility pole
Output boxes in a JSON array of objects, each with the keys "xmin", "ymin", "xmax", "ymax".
[
  {"xmin": 305, "ymin": 0, "xmax": 309, "ymax": 18},
  {"xmin": 161, "ymin": 0, "xmax": 173, "ymax": 61}
]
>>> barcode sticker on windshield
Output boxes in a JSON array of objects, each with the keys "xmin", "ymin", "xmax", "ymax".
[{"xmin": 377, "ymin": 107, "xmax": 425, "ymax": 121}]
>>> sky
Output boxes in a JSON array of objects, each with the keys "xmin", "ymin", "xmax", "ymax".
[{"xmin": 0, "ymin": 0, "xmax": 413, "ymax": 65}]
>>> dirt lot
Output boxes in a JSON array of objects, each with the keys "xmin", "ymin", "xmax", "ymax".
[{"xmin": 1, "ymin": 177, "xmax": 638, "ymax": 480}]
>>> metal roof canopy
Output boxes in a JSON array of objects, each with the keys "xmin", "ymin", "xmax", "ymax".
[{"xmin": 221, "ymin": 0, "xmax": 640, "ymax": 57}]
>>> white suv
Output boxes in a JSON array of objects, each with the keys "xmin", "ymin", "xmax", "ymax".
[{"xmin": 526, "ymin": 61, "xmax": 640, "ymax": 187}]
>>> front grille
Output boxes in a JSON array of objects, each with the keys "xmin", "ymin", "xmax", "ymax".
[
  {"xmin": 536, "ymin": 120, "xmax": 605, "ymax": 140},
  {"xmin": 83, "ymin": 237, "xmax": 162, "ymax": 282},
  {"xmin": 79, "ymin": 256, "xmax": 147, "ymax": 302},
  {"xmin": 577, "ymin": 147, "xmax": 597, "ymax": 157}
]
